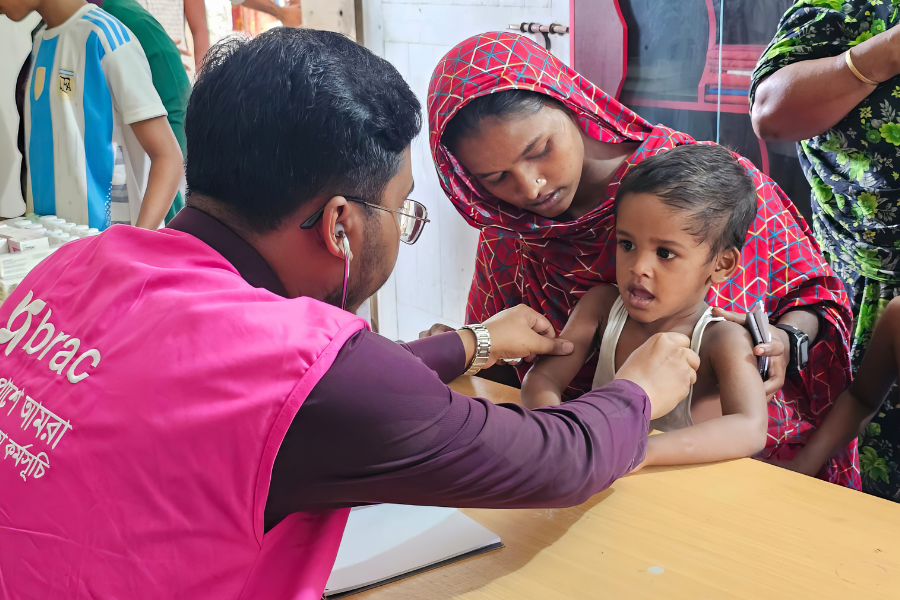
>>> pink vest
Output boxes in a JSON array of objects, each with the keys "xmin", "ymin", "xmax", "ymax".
[{"xmin": 0, "ymin": 226, "xmax": 367, "ymax": 599}]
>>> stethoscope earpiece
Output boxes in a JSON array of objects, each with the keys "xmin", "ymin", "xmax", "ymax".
[{"xmin": 334, "ymin": 223, "xmax": 353, "ymax": 261}]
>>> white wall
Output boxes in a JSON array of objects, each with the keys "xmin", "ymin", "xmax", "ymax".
[{"xmin": 362, "ymin": 0, "xmax": 571, "ymax": 341}]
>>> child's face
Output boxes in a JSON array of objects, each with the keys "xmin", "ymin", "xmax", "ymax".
[
  {"xmin": 615, "ymin": 192, "xmax": 738, "ymax": 324},
  {"xmin": 0, "ymin": 0, "xmax": 42, "ymax": 21}
]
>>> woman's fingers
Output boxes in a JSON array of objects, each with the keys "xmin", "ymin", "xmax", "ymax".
[
  {"xmin": 418, "ymin": 323, "xmax": 456, "ymax": 338},
  {"xmin": 762, "ymin": 327, "xmax": 788, "ymax": 396},
  {"xmin": 711, "ymin": 307, "xmax": 748, "ymax": 325}
]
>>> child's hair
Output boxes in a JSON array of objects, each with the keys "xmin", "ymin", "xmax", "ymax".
[{"xmin": 614, "ymin": 144, "xmax": 757, "ymax": 260}]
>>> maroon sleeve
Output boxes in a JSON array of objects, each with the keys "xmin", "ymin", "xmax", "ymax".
[
  {"xmin": 397, "ymin": 331, "xmax": 467, "ymax": 384},
  {"xmin": 264, "ymin": 330, "xmax": 650, "ymax": 530}
]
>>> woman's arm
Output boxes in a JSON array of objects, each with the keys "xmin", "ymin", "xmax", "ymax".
[
  {"xmin": 521, "ymin": 285, "xmax": 614, "ymax": 408},
  {"xmin": 639, "ymin": 321, "xmax": 768, "ymax": 469},
  {"xmin": 779, "ymin": 298, "xmax": 900, "ymax": 476},
  {"xmin": 753, "ymin": 23, "xmax": 900, "ymax": 142}
]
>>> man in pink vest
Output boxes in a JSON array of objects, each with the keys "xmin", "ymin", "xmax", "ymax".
[{"xmin": 0, "ymin": 28, "xmax": 699, "ymax": 599}]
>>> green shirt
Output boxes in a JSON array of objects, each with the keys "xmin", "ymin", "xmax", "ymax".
[{"xmin": 101, "ymin": 0, "xmax": 190, "ymax": 222}]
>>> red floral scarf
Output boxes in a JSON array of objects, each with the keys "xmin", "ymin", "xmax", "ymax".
[{"xmin": 427, "ymin": 32, "xmax": 859, "ymax": 489}]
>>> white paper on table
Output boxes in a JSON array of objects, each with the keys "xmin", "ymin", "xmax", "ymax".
[{"xmin": 324, "ymin": 504, "xmax": 502, "ymax": 598}]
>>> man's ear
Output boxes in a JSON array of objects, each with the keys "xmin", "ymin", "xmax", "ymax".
[
  {"xmin": 710, "ymin": 247, "xmax": 741, "ymax": 285},
  {"xmin": 317, "ymin": 196, "xmax": 350, "ymax": 260}
]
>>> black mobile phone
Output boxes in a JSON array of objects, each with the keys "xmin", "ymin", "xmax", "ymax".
[{"xmin": 747, "ymin": 301, "xmax": 770, "ymax": 380}]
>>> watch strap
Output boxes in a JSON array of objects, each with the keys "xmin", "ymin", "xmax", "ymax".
[
  {"xmin": 774, "ymin": 323, "xmax": 809, "ymax": 374},
  {"xmin": 461, "ymin": 324, "xmax": 491, "ymax": 376}
]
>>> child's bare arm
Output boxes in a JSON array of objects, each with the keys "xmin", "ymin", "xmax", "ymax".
[
  {"xmin": 641, "ymin": 321, "xmax": 767, "ymax": 468},
  {"xmin": 131, "ymin": 116, "xmax": 183, "ymax": 230},
  {"xmin": 521, "ymin": 285, "xmax": 616, "ymax": 409},
  {"xmin": 782, "ymin": 298, "xmax": 900, "ymax": 476}
]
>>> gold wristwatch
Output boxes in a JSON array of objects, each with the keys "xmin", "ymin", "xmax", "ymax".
[{"xmin": 460, "ymin": 323, "xmax": 491, "ymax": 376}]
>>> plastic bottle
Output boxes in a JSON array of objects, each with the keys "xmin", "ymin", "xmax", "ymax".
[
  {"xmin": 59, "ymin": 222, "xmax": 76, "ymax": 233},
  {"xmin": 71, "ymin": 225, "xmax": 89, "ymax": 237}
]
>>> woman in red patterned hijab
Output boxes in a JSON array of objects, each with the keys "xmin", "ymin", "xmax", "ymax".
[{"xmin": 427, "ymin": 32, "xmax": 859, "ymax": 488}]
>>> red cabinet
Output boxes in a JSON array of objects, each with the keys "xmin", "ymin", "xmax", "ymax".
[{"xmin": 571, "ymin": 0, "xmax": 811, "ymax": 222}]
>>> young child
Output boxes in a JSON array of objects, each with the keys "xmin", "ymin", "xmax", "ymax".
[
  {"xmin": 522, "ymin": 144, "xmax": 768, "ymax": 470},
  {"xmin": 3, "ymin": 0, "xmax": 183, "ymax": 230}
]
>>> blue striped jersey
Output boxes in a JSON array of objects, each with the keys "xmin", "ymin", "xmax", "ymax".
[{"xmin": 24, "ymin": 5, "xmax": 167, "ymax": 230}]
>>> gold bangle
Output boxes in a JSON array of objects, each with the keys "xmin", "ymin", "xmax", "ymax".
[{"xmin": 845, "ymin": 50, "xmax": 880, "ymax": 86}]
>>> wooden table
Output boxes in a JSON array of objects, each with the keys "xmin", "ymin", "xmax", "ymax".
[{"xmin": 354, "ymin": 376, "xmax": 900, "ymax": 599}]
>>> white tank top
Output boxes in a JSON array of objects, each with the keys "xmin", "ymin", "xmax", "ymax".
[{"xmin": 591, "ymin": 296, "xmax": 723, "ymax": 432}]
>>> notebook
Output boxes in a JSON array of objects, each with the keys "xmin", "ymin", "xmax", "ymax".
[{"xmin": 324, "ymin": 504, "xmax": 503, "ymax": 598}]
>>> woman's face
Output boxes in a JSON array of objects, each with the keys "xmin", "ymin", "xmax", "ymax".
[{"xmin": 450, "ymin": 105, "xmax": 585, "ymax": 219}]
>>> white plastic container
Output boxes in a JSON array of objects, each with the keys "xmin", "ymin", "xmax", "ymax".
[
  {"xmin": 50, "ymin": 233, "xmax": 71, "ymax": 247},
  {"xmin": 38, "ymin": 215, "xmax": 58, "ymax": 225},
  {"xmin": 85, "ymin": 228, "xmax": 100, "ymax": 236},
  {"xmin": 59, "ymin": 222, "xmax": 76, "ymax": 233},
  {"xmin": 24, "ymin": 224, "xmax": 47, "ymax": 235},
  {"xmin": 12, "ymin": 220, "xmax": 32, "ymax": 229},
  {"xmin": 71, "ymin": 225, "xmax": 89, "ymax": 237}
]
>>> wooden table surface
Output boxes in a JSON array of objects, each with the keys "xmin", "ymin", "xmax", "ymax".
[{"xmin": 354, "ymin": 376, "xmax": 900, "ymax": 600}]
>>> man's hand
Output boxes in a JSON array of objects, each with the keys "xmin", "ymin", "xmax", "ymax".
[
  {"xmin": 453, "ymin": 305, "xmax": 573, "ymax": 369},
  {"xmin": 615, "ymin": 332, "xmax": 700, "ymax": 421},
  {"xmin": 712, "ymin": 307, "xmax": 787, "ymax": 398}
]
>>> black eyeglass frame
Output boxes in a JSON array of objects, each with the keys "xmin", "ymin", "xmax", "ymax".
[{"xmin": 300, "ymin": 197, "xmax": 430, "ymax": 244}]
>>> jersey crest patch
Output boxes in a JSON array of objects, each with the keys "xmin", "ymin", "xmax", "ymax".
[{"xmin": 59, "ymin": 69, "xmax": 75, "ymax": 97}]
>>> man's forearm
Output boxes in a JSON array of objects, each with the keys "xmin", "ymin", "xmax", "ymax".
[
  {"xmin": 401, "ymin": 331, "xmax": 467, "ymax": 384},
  {"xmin": 270, "ymin": 326, "xmax": 652, "ymax": 515}
]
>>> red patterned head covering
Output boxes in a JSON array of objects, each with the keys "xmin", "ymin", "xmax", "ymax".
[{"xmin": 428, "ymin": 32, "xmax": 858, "ymax": 489}]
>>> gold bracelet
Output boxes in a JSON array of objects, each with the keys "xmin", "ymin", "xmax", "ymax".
[{"xmin": 845, "ymin": 49, "xmax": 880, "ymax": 86}]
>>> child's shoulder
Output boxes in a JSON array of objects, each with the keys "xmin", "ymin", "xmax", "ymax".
[{"xmin": 700, "ymin": 318, "xmax": 756, "ymax": 362}]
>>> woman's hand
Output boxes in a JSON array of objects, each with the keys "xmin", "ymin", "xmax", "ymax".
[
  {"xmin": 711, "ymin": 308, "xmax": 787, "ymax": 398},
  {"xmin": 419, "ymin": 323, "xmax": 456, "ymax": 338}
]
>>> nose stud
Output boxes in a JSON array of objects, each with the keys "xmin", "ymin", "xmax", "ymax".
[{"xmin": 536, "ymin": 178, "xmax": 546, "ymax": 185}]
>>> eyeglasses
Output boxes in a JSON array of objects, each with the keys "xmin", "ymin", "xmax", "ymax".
[{"xmin": 301, "ymin": 197, "xmax": 430, "ymax": 244}]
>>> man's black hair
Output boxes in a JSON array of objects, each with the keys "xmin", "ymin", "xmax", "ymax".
[
  {"xmin": 185, "ymin": 28, "xmax": 421, "ymax": 233},
  {"xmin": 441, "ymin": 89, "xmax": 564, "ymax": 152},
  {"xmin": 614, "ymin": 144, "xmax": 757, "ymax": 259}
]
